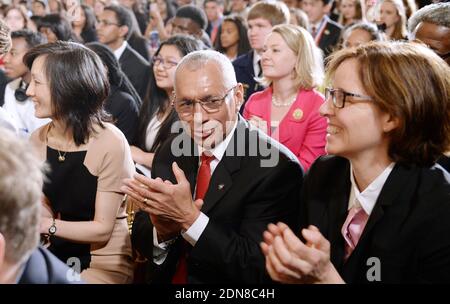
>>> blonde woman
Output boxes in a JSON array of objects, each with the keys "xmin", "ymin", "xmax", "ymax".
[
  {"xmin": 243, "ymin": 24, "xmax": 326, "ymax": 170},
  {"xmin": 377, "ymin": 0, "xmax": 407, "ymax": 40}
]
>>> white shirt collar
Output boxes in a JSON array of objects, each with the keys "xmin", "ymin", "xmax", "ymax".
[
  {"xmin": 309, "ymin": 16, "xmax": 327, "ymax": 32},
  {"xmin": 198, "ymin": 118, "xmax": 238, "ymax": 173},
  {"xmin": 349, "ymin": 162, "xmax": 395, "ymax": 215},
  {"xmin": 113, "ymin": 41, "xmax": 128, "ymax": 60},
  {"xmin": 253, "ymin": 51, "xmax": 261, "ymax": 76}
]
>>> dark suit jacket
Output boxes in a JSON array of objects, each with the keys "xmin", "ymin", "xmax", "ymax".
[
  {"xmin": 128, "ymin": 33, "xmax": 150, "ymax": 62},
  {"xmin": 18, "ymin": 246, "xmax": 80, "ymax": 284},
  {"xmin": 317, "ymin": 16, "xmax": 342, "ymax": 58},
  {"xmin": 233, "ymin": 51, "xmax": 264, "ymax": 108},
  {"xmin": 299, "ymin": 155, "xmax": 450, "ymax": 283},
  {"xmin": 132, "ymin": 118, "xmax": 304, "ymax": 283},
  {"xmin": 119, "ymin": 45, "xmax": 150, "ymax": 100},
  {"xmin": 104, "ymin": 85, "xmax": 140, "ymax": 144}
]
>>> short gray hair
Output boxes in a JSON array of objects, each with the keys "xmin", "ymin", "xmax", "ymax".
[
  {"xmin": 174, "ymin": 50, "xmax": 237, "ymax": 91},
  {"xmin": 0, "ymin": 129, "xmax": 44, "ymax": 264},
  {"xmin": 408, "ymin": 2, "xmax": 450, "ymax": 37}
]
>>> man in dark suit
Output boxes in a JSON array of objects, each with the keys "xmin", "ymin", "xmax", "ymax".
[
  {"xmin": 97, "ymin": 5, "xmax": 150, "ymax": 100},
  {"xmin": 0, "ymin": 128, "xmax": 77, "ymax": 284},
  {"xmin": 233, "ymin": 1, "xmax": 289, "ymax": 106},
  {"xmin": 123, "ymin": 50, "xmax": 303, "ymax": 283},
  {"xmin": 302, "ymin": 0, "xmax": 342, "ymax": 57}
]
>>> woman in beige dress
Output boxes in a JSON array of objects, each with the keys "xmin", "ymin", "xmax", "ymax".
[{"xmin": 27, "ymin": 41, "xmax": 135, "ymax": 284}]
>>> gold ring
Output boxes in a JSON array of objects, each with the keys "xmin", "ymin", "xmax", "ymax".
[{"xmin": 142, "ymin": 198, "xmax": 148, "ymax": 204}]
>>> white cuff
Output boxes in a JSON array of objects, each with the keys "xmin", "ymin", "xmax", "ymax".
[{"xmin": 181, "ymin": 212, "xmax": 209, "ymax": 246}]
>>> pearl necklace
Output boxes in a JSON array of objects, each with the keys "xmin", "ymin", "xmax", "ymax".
[{"xmin": 272, "ymin": 93, "xmax": 297, "ymax": 107}]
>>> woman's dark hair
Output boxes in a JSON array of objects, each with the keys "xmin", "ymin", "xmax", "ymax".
[
  {"xmin": 38, "ymin": 13, "xmax": 76, "ymax": 42},
  {"xmin": 24, "ymin": 41, "xmax": 110, "ymax": 146},
  {"xmin": 86, "ymin": 42, "xmax": 142, "ymax": 110},
  {"xmin": 163, "ymin": 0, "xmax": 176, "ymax": 24},
  {"xmin": 214, "ymin": 15, "xmax": 251, "ymax": 57},
  {"xmin": 79, "ymin": 4, "xmax": 98, "ymax": 43},
  {"xmin": 135, "ymin": 34, "xmax": 203, "ymax": 152}
]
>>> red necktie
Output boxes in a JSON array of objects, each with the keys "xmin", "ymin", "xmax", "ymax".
[{"xmin": 172, "ymin": 153, "xmax": 214, "ymax": 284}]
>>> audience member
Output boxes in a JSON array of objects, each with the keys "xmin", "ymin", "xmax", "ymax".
[
  {"xmin": 233, "ymin": 1, "xmax": 290, "ymax": 104},
  {"xmin": 2, "ymin": 30, "xmax": 50, "ymax": 137},
  {"xmin": 97, "ymin": 4, "xmax": 150, "ymax": 100},
  {"xmin": 27, "ymin": 42, "xmax": 135, "ymax": 284},
  {"xmin": 261, "ymin": 41, "xmax": 450, "ymax": 283},
  {"xmin": 302, "ymin": 0, "xmax": 343, "ymax": 57},
  {"xmin": 124, "ymin": 50, "xmax": 303, "ymax": 283},
  {"xmin": 132, "ymin": 35, "xmax": 202, "ymax": 170},
  {"xmin": 214, "ymin": 14, "xmax": 250, "ymax": 61},
  {"xmin": 86, "ymin": 42, "xmax": 141, "ymax": 144},
  {"xmin": 244, "ymin": 24, "xmax": 326, "ymax": 170}
]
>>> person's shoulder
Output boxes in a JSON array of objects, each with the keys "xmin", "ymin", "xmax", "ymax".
[
  {"xmin": 109, "ymin": 87, "xmax": 135, "ymax": 107},
  {"xmin": 97, "ymin": 122, "xmax": 128, "ymax": 142},
  {"xmin": 19, "ymin": 247, "xmax": 81, "ymax": 284},
  {"xmin": 246, "ymin": 88, "xmax": 270, "ymax": 106},
  {"xmin": 308, "ymin": 155, "xmax": 348, "ymax": 175},
  {"xmin": 89, "ymin": 123, "xmax": 129, "ymax": 153},
  {"xmin": 124, "ymin": 44, "xmax": 150, "ymax": 66},
  {"xmin": 299, "ymin": 88, "xmax": 325, "ymax": 108},
  {"xmin": 415, "ymin": 164, "xmax": 450, "ymax": 196},
  {"xmin": 325, "ymin": 17, "xmax": 343, "ymax": 31},
  {"xmin": 30, "ymin": 123, "xmax": 50, "ymax": 147},
  {"xmin": 233, "ymin": 51, "xmax": 252, "ymax": 67}
]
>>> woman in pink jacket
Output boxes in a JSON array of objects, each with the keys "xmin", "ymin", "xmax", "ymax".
[{"xmin": 243, "ymin": 24, "xmax": 327, "ymax": 170}]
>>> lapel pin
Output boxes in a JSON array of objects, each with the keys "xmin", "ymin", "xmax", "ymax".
[
  {"xmin": 324, "ymin": 29, "xmax": 330, "ymax": 35},
  {"xmin": 218, "ymin": 184, "xmax": 225, "ymax": 190},
  {"xmin": 292, "ymin": 108, "xmax": 303, "ymax": 120}
]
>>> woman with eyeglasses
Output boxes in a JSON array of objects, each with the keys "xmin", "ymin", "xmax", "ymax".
[
  {"xmin": 261, "ymin": 41, "xmax": 450, "ymax": 283},
  {"xmin": 131, "ymin": 35, "xmax": 202, "ymax": 170},
  {"xmin": 243, "ymin": 24, "xmax": 327, "ymax": 170}
]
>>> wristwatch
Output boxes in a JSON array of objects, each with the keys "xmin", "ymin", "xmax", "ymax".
[{"xmin": 48, "ymin": 218, "xmax": 57, "ymax": 235}]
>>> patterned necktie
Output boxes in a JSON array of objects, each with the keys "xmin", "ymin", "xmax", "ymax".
[
  {"xmin": 172, "ymin": 153, "xmax": 214, "ymax": 284},
  {"xmin": 341, "ymin": 206, "xmax": 369, "ymax": 260}
]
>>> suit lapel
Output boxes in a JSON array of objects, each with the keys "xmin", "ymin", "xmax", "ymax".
[
  {"xmin": 173, "ymin": 133, "xmax": 199, "ymax": 195},
  {"xmin": 342, "ymin": 164, "xmax": 414, "ymax": 281},
  {"xmin": 119, "ymin": 46, "xmax": 131, "ymax": 65},
  {"xmin": 327, "ymin": 161, "xmax": 351, "ymax": 269}
]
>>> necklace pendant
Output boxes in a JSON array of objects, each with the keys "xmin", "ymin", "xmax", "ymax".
[{"xmin": 58, "ymin": 155, "xmax": 65, "ymax": 162}]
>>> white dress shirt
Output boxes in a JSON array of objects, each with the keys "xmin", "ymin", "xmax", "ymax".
[
  {"xmin": 348, "ymin": 162, "xmax": 396, "ymax": 215},
  {"xmin": 2, "ymin": 78, "xmax": 51, "ymax": 137},
  {"xmin": 113, "ymin": 41, "xmax": 128, "ymax": 60},
  {"xmin": 153, "ymin": 119, "xmax": 239, "ymax": 264}
]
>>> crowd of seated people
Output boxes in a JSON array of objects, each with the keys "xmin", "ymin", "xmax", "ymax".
[{"xmin": 0, "ymin": 0, "xmax": 449, "ymax": 285}]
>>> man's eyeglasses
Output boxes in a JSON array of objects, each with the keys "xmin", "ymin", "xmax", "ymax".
[
  {"xmin": 97, "ymin": 19, "xmax": 120, "ymax": 27},
  {"xmin": 325, "ymin": 88, "xmax": 373, "ymax": 108},
  {"xmin": 173, "ymin": 85, "xmax": 237, "ymax": 116},
  {"xmin": 152, "ymin": 56, "xmax": 179, "ymax": 69}
]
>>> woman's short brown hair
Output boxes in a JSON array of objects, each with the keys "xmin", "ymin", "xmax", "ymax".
[{"xmin": 326, "ymin": 41, "xmax": 450, "ymax": 166}]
